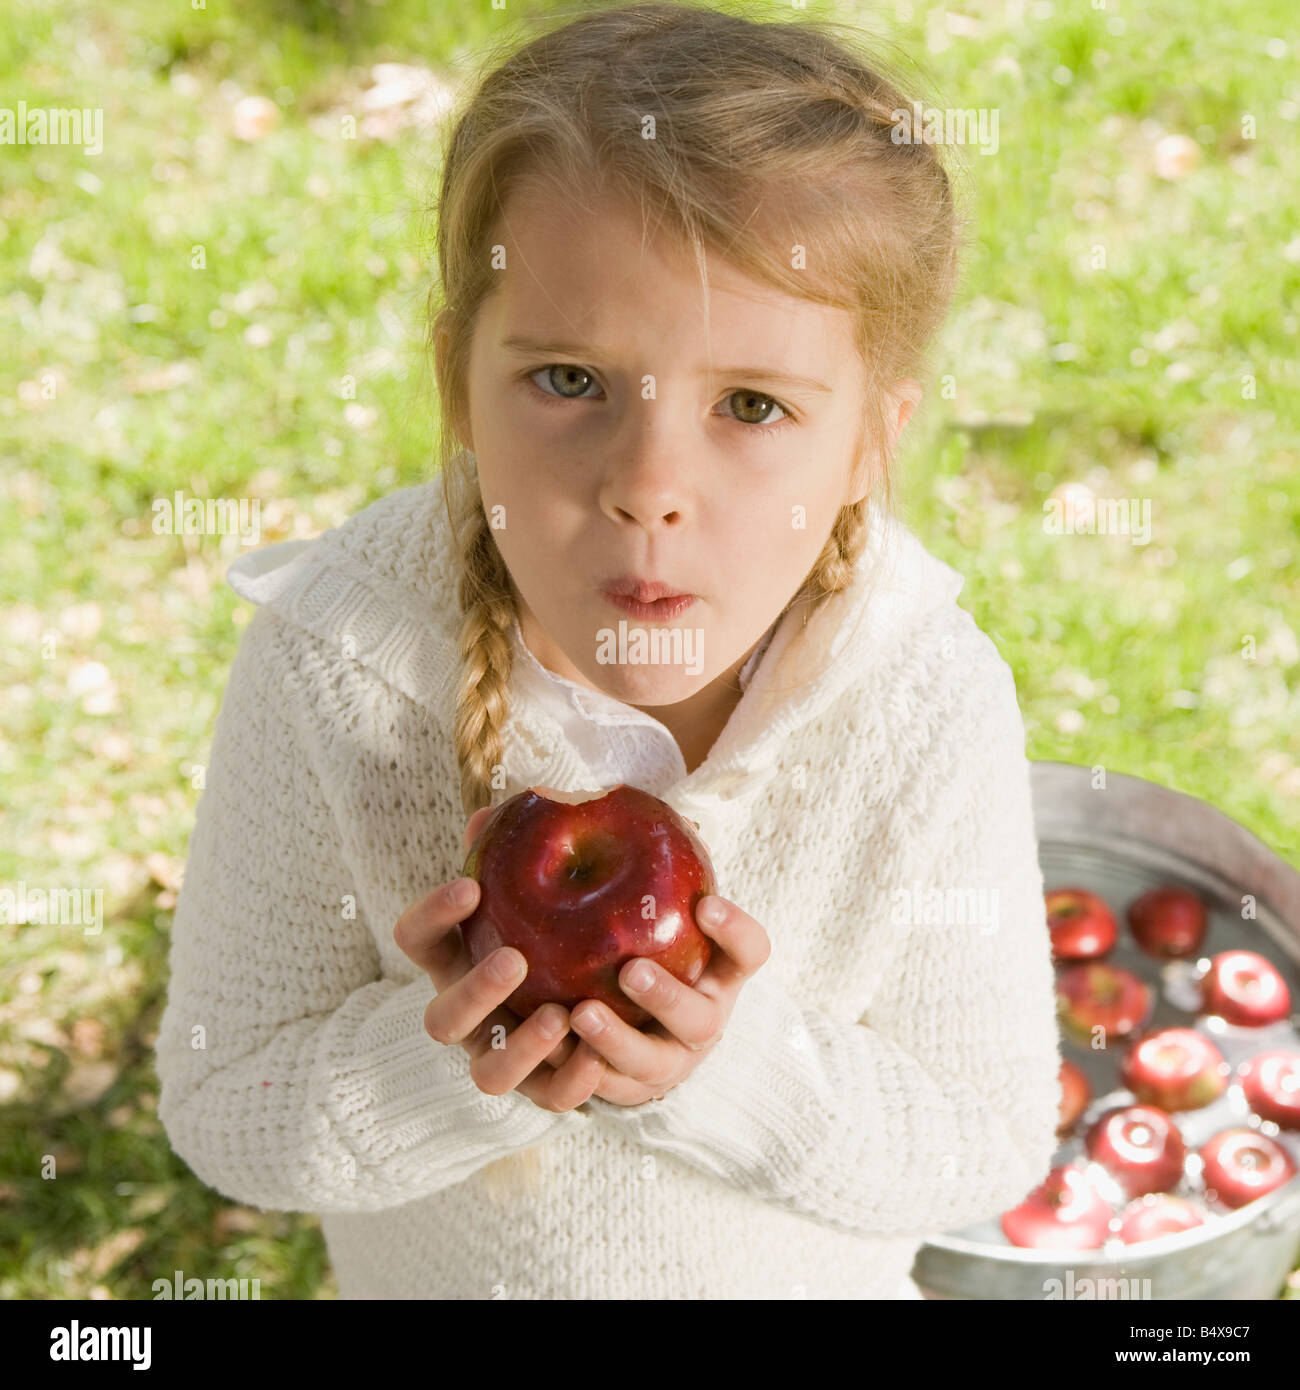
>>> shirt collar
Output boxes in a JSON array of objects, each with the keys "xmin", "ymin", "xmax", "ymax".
[
  {"xmin": 222, "ymin": 480, "xmax": 968, "ymax": 805},
  {"xmin": 508, "ymin": 609, "xmax": 783, "ymax": 730}
]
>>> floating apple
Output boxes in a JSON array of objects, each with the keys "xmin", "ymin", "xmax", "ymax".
[
  {"xmin": 1057, "ymin": 1057, "xmax": 1092, "ymax": 1137},
  {"xmin": 1199, "ymin": 1128, "xmax": 1298, "ymax": 1210},
  {"xmin": 1056, "ymin": 963, "xmax": 1152, "ymax": 1046},
  {"xmin": 1121, "ymin": 1027, "xmax": 1228, "ymax": 1111},
  {"xmin": 1046, "ymin": 888, "xmax": 1117, "ymax": 961},
  {"xmin": 1126, "ymin": 884, "xmax": 1208, "ymax": 959},
  {"xmin": 1198, "ymin": 950, "xmax": 1292, "ymax": 1027},
  {"xmin": 1238, "ymin": 1050, "xmax": 1300, "ymax": 1130},
  {"xmin": 459, "ymin": 784, "xmax": 715, "ymax": 1028},
  {"xmin": 1001, "ymin": 1165, "xmax": 1113, "ymax": 1250},
  {"xmin": 1117, "ymin": 1194, "xmax": 1205, "ymax": 1244},
  {"xmin": 1085, "ymin": 1104, "xmax": 1187, "ymax": 1201}
]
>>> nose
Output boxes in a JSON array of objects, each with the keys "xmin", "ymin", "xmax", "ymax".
[{"xmin": 598, "ymin": 417, "xmax": 690, "ymax": 531}]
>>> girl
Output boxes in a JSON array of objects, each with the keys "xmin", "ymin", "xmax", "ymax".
[{"xmin": 156, "ymin": 1, "xmax": 1061, "ymax": 1299}]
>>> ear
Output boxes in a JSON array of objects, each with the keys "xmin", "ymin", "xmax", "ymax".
[
  {"xmin": 890, "ymin": 377, "xmax": 922, "ymax": 445},
  {"xmin": 847, "ymin": 378, "xmax": 923, "ymax": 506}
]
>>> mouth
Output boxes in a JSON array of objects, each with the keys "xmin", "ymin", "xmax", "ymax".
[
  {"xmin": 601, "ymin": 589, "xmax": 698, "ymax": 622},
  {"xmin": 602, "ymin": 576, "xmax": 695, "ymax": 602},
  {"xmin": 600, "ymin": 574, "xmax": 698, "ymax": 622}
]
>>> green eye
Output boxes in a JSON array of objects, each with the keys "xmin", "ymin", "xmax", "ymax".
[
  {"xmin": 525, "ymin": 364, "xmax": 797, "ymax": 433},
  {"xmin": 530, "ymin": 364, "xmax": 599, "ymax": 399},
  {"xmin": 726, "ymin": 389, "xmax": 789, "ymax": 427}
]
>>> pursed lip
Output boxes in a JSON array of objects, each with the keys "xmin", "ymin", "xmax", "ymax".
[{"xmin": 601, "ymin": 576, "xmax": 696, "ymax": 602}]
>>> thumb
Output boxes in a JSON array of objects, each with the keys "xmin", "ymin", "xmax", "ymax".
[{"xmin": 462, "ymin": 804, "xmax": 496, "ymax": 859}]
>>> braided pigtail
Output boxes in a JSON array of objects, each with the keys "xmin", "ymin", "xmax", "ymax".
[{"xmin": 443, "ymin": 461, "xmax": 548, "ymax": 1205}]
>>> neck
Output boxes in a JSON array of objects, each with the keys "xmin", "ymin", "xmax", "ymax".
[
  {"xmin": 627, "ymin": 652, "xmax": 750, "ymax": 775},
  {"xmin": 515, "ymin": 602, "xmax": 759, "ymax": 777}
]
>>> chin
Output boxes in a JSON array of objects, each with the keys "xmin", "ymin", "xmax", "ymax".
[{"xmin": 586, "ymin": 661, "xmax": 708, "ymax": 706}]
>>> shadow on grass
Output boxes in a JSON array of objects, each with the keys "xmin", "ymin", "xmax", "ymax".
[{"xmin": 1, "ymin": 882, "xmax": 330, "ymax": 1298}]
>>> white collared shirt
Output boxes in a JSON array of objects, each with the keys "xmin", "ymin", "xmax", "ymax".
[{"xmin": 506, "ymin": 611, "xmax": 783, "ymax": 792}]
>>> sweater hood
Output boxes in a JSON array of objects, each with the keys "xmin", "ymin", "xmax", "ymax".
[{"xmin": 224, "ymin": 478, "xmax": 967, "ymax": 808}]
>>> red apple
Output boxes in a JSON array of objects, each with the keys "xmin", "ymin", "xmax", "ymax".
[
  {"xmin": 1056, "ymin": 963, "xmax": 1152, "ymax": 1046},
  {"xmin": 1046, "ymin": 888, "xmax": 1117, "ymax": 961},
  {"xmin": 1057, "ymin": 1057, "xmax": 1092, "ymax": 1137},
  {"xmin": 1117, "ymin": 1194, "xmax": 1205, "ymax": 1244},
  {"xmin": 1198, "ymin": 950, "xmax": 1292, "ymax": 1027},
  {"xmin": 1121, "ymin": 1027, "xmax": 1228, "ymax": 1111},
  {"xmin": 459, "ymin": 784, "xmax": 715, "ymax": 1028},
  {"xmin": 1125, "ymin": 884, "xmax": 1208, "ymax": 959},
  {"xmin": 1238, "ymin": 1050, "xmax": 1300, "ymax": 1130},
  {"xmin": 1001, "ymin": 1165, "xmax": 1114, "ymax": 1250},
  {"xmin": 1085, "ymin": 1104, "xmax": 1187, "ymax": 1200},
  {"xmin": 1199, "ymin": 1127, "xmax": 1298, "ymax": 1209}
]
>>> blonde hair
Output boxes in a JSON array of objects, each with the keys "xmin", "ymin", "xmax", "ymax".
[{"xmin": 423, "ymin": 1, "xmax": 966, "ymax": 1202}]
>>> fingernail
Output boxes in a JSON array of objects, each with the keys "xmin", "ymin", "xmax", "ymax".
[
  {"xmin": 449, "ymin": 878, "xmax": 475, "ymax": 907},
  {"xmin": 535, "ymin": 1006, "xmax": 566, "ymax": 1038},
  {"xmin": 699, "ymin": 897, "xmax": 724, "ymax": 926},
  {"xmin": 490, "ymin": 948, "xmax": 524, "ymax": 981},
  {"xmin": 625, "ymin": 961, "xmax": 654, "ymax": 992}
]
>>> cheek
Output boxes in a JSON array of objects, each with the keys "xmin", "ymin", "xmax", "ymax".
[
  {"xmin": 478, "ymin": 474, "xmax": 579, "ymax": 582},
  {"xmin": 725, "ymin": 481, "xmax": 837, "ymax": 554}
]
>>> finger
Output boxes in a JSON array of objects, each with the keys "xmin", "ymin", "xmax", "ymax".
[
  {"xmin": 518, "ymin": 1037, "xmax": 609, "ymax": 1113},
  {"xmin": 587, "ymin": 1063, "xmax": 664, "ymax": 1107},
  {"xmin": 614, "ymin": 957, "xmax": 723, "ymax": 1052},
  {"xmin": 541, "ymin": 1030, "xmax": 582, "ymax": 1070},
  {"xmin": 462, "ymin": 805, "xmax": 496, "ymax": 859},
  {"xmin": 694, "ymin": 895, "xmax": 771, "ymax": 993},
  {"xmin": 536, "ymin": 1028, "xmax": 647, "ymax": 1081},
  {"xmin": 469, "ymin": 1002, "xmax": 573, "ymax": 1095},
  {"xmin": 539, "ymin": 1037, "xmax": 610, "ymax": 1111},
  {"xmin": 569, "ymin": 999, "xmax": 675, "ymax": 1089},
  {"xmin": 422, "ymin": 945, "xmax": 527, "ymax": 1046},
  {"xmin": 393, "ymin": 878, "xmax": 482, "ymax": 982}
]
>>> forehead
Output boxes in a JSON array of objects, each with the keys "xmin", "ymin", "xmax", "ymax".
[{"xmin": 486, "ymin": 179, "xmax": 857, "ymax": 369}]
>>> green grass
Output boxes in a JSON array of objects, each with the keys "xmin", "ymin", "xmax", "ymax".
[{"xmin": 2, "ymin": 0, "xmax": 1297, "ymax": 1298}]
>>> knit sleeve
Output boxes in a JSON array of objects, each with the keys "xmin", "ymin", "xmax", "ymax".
[
  {"xmin": 155, "ymin": 607, "xmax": 585, "ymax": 1215},
  {"xmin": 582, "ymin": 663, "xmax": 1061, "ymax": 1238}
]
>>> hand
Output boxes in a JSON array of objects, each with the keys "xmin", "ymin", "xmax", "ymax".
[
  {"xmin": 392, "ymin": 799, "xmax": 611, "ymax": 1114},
  {"xmin": 568, "ymin": 894, "xmax": 772, "ymax": 1107}
]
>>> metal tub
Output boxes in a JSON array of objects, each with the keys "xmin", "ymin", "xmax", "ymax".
[{"xmin": 910, "ymin": 761, "xmax": 1300, "ymax": 1300}]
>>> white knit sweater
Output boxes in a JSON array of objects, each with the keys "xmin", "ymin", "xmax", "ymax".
[{"xmin": 154, "ymin": 479, "xmax": 1062, "ymax": 1300}]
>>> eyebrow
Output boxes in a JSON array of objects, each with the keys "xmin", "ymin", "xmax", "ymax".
[{"xmin": 499, "ymin": 335, "xmax": 832, "ymax": 394}]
